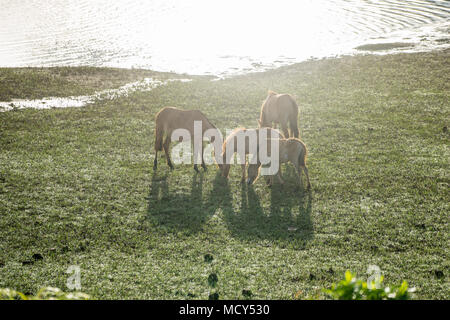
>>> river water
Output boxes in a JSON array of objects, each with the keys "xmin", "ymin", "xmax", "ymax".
[{"xmin": 1, "ymin": 0, "xmax": 449, "ymax": 77}]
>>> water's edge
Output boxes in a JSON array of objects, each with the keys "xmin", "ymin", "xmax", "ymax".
[
  {"xmin": 0, "ymin": 78, "xmax": 191, "ymax": 112},
  {"xmin": 1, "ymin": 43, "xmax": 448, "ymax": 112}
]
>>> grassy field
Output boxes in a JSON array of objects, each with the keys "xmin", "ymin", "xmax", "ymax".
[
  {"xmin": 0, "ymin": 66, "xmax": 189, "ymax": 101},
  {"xmin": 0, "ymin": 50, "xmax": 448, "ymax": 299}
]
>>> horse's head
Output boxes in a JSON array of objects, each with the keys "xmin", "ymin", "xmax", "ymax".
[
  {"xmin": 217, "ymin": 151, "xmax": 231, "ymax": 178},
  {"xmin": 219, "ymin": 163, "xmax": 230, "ymax": 178},
  {"xmin": 246, "ymin": 163, "xmax": 260, "ymax": 185}
]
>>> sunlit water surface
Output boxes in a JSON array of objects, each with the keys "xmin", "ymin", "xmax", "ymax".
[{"xmin": 1, "ymin": 0, "xmax": 449, "ymax": 77}]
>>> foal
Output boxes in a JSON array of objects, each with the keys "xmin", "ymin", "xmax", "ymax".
[
  {"xmin": 219, "ymin": 127, "xmax": 284, "ymax": 182},
  {"xmin": 247, "ymin": 138, "xmax": 311, "ymax": 190}
]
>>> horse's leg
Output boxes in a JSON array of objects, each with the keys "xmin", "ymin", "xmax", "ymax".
[
  {"xmin": 261, "ymin": 165, "xmax": 271, "ymax": 185},
  {"xmin": 163, "ymin": 135, "xmax": 174, "ymax": 170},
  {"xmin": 267, "ymin": 168, "xmax": 282, "ymax": 186},
  {"xmin": 280, "ymin": 120, "xmax": 290, "ymax": 138},
  {"xmin": 267, "ymin": 174, "xmax": 276, "ymax": 187},
  {"xmin": 193, "ymin": 156, "xmax": 199, "ymax": 172},
  {"xmin": 154, "ymin": 136, "xmax": 158, "ymax": 170},
  {"xmin": 276, "ymin": 170, "xmax": 284, "ymax": 185},
  {"xmin": 201, "ymin": 142, "xmax": 207, "ymax": 171},
  {"xmin": 265, "ymin": 173, "xmax": 273, "ymax": 186},
  {"xmin": 154, "ymin": 129, "xmax": 163, "ymax": 170},
  {"xmin": 303, "ymin": 166, "xmax": 311, "ymax": 190},
  {"xmin": 240, "ymin": 163, "xmax": 246, "ymax": 183},
  {"xmin": 293, "ymin": 162, "xmax": 304, "ymax": 189},
  {"xmin": 153, "ymin": 150, "xmax": 158, "ymax": 170},
  {"xmin": 263, "ymin": 168, "xmax": 271, "ymax": 185},
  {"xmin": 191, "ymin": 139, "xmax": 200, "ymax": 173}
]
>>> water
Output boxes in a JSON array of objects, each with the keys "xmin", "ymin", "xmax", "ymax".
[{"xmin": 0, "ymin": 0, "xmax": 449, "ymax": 77}]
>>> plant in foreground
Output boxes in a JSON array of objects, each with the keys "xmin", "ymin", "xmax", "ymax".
[
  {"xmin": 0, "ymin": 287, "xmax": 90, "ymax": 300},
  {"xmin": 324, "ymin": 271, "xmax": 415, "ymax": 300}
]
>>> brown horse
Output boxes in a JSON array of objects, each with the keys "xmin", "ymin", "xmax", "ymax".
[
  {"xmin": 219, "ymin": 127, "xmax": 284, "ymax": 182},
  {"xmin": 153, "ymin": 106, "xmax": 217, "ymax": 172},
  {"xmin": 247, "ymin": 137, "xmax": 311, "ymax": 189},
  {"xmin": 258, "ymin": 91, "xmax": 299, "ymax": 138}
]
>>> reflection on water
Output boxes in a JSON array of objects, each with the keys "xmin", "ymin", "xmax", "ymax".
[{"xmin": 0, "ymin": 0, "xmax": 449, "ymax": 76}]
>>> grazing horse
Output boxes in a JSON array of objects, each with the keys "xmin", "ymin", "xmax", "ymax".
[
  {"xmin": 153, "ymin": 106, "xmax": 217, "ymax": 172},
  {"xmin": 219, "ymin": 127, "xmax": 284, "ymax": 182},
  {"xmin": 258, "ymin": 91, "xmax": 299, "ymax": 138},
  {"xmin": 247, "ymin": 137, "xmax": 311, "ymax": 190}
]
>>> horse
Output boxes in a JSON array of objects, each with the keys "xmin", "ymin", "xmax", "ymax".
[
  {"xmin": 258, "ymin": 90, "xmax": 300, "ymax": 138},
  {"xmin": 153, "ymin": 106, "xmax": 217, "ymax": 172},
  {"xmin": 219, "ymin": 127, "xmax": 284, "ymax": 182},
  {"xmin": 246, "ymin": 137, "xmax": 311, "ymax": 190}
]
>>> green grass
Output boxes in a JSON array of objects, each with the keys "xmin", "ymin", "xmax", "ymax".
[
  {"xmin": 0, "ymin": 287, "xmax": 90, "ymax": 300},
  {"xmin": 0, "ymin": 50, "xmax": 448, "ymax": 299},
  {"xmin": 0, "ymin": 66, "xmax": 190, "ymax": 101}
]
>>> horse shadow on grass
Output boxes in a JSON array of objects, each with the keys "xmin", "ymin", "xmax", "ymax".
[
  {"xmin": 146, "ymin": 170, "xmax": 212, "ymax": 234},
  {"xmin": 147, "ymin": 166, "xmax": 313, "ymax": 246},
  {"xmin": 205, "ymin": 166, "xmax": 314, "ymax": 247}
]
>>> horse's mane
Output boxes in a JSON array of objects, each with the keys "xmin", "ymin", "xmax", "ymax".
[
  {"xmin": 204, "ymin": 117, "xmax": 216, "ymax": 129},
  {"xmin": 223, "ymin": 127, "xmax": 246, "ymax": 142},
  {"xmin": 232, "ymin": 127, "xmax": 246, "ymax": 133},
  {"xmin": 196, "ymin": 110, "xmax": 217, "ymax": 129}
]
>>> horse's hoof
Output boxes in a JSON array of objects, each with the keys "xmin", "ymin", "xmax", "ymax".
[
  {"xmin": 202, "ymin": 166, "xmax": 207, "ymax": 171},
  {"xmin": 194, "ymin": 166, "xmax": 199, "ymax": 173}
]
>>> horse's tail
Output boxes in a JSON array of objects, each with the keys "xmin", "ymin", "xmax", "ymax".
[
  {"xmin": 220, "ymin": 142, "xmax": 230, "ymax": 177},
  {"xmin": 289, "ymin": 98, "xmax": 300, "ymax": 138},
  {"xmin": 259, "ymin": 110, "xmax": 267, "ymax": 127},
  {"xmin": 155, "ymin": 126, "xmax": 163, "ymax": 152},
  {"xmin": 154, "ymin": 115, "xmax": 164, "ymax": 152},
  {"xmin": 259, "ymin": 93, "xmax": 273, "ymax": 127}
]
